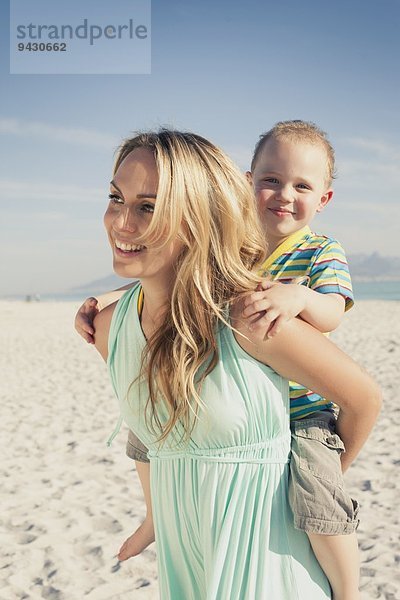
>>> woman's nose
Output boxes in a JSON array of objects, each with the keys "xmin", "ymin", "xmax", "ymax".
[{"xmin": 114, "ymin": 207, "xmax": 137, "ymax": 232}]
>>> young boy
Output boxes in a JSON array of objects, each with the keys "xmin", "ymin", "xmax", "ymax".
[{"xmin": 76, "ymin": 121, "xmax": 361, "ymax": 599}]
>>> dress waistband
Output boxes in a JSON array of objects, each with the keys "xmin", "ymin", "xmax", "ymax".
[{"xmin": 148, "ymin": 434, "xmax": 291, "ymax": 465}]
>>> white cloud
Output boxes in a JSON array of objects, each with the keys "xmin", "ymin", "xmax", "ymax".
[
  {"xmin": 338, "ymin": 159, "xmax": 400, "ymax": 178},
  {"xmin": 335, "ymin": 163, "xmax": 400, "ymax": 195},
  {"xmin": 336, "ymin": 136, "xmax": 400, "ymax": 193},
  {"xmin": 0, "ymin": 117, "xmax": 118, "ymax": 149},
  {"xmin": 0, "ymin": 179, "xmax": 103, "ymax": 203},
  {"xmin": 343, "ymin": 136, "xmax": 400, "ymax": 161},
  {"xmin": 331, "ymin": 199, "xmax": 400, "ymax": 216}
]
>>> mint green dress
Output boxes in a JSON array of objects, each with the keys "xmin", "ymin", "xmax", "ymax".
[{"xmin": 108, "ymin": 286, "xmax": 331, "ymax": 600}]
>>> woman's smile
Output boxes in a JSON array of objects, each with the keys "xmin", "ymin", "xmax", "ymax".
[{"xmin": 113, "ymin": 238, "xmax": 147, "ymax": 258}]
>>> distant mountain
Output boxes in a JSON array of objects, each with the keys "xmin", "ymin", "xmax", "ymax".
[
  {"xmin": 71, "ymin": 274, "xmax": 137, "ymax": 295},
  {"xmin": 347, "ymin": 253, "xmax": 400, "ymax": 281},
  {"xmin": 70, "ymin": 253, "xmax": 400, "ymax": 295}
]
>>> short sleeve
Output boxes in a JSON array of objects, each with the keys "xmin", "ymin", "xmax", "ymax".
[{"xmin": 309, "ymin": 239, "xmax": 354, "ymax": 311}]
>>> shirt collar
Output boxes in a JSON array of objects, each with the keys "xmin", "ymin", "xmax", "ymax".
[{"xmin": 262, "ymin": 226, "xmax": 311, "ymax": 270}]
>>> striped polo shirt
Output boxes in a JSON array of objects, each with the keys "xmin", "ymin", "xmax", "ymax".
[{"xmin": 258, "ymin": 226, "xmax": 354, "ymax": 420}]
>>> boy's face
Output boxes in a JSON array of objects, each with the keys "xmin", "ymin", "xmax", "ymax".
[{"xmin": 249, "ymin": 137, "xmax": 333, "ymax": 252}]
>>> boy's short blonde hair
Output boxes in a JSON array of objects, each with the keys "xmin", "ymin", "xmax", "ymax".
[{"xmin": 251, "ymin": 120, "xmax": 336, "ymax": 186}]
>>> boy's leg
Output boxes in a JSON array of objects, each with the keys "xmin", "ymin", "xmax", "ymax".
[
  {"xmin": 308, "ymin": 532, "xmax": 360, "ymax": 600},
  {"xmin": 126, "ymin": 429, "xmax": 149, "ymax": 463},
  {"xmin": 289, "ymin": 411, "xmax": 360, "ymax": 600},
  {"xmin": 118, "ymin": 432, "xmax": 155, "ymax": 561}
]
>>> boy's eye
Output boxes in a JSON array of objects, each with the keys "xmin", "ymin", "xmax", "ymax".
[
  {"xmin": 108, "ymin": 193, "xmax": 123, "ymax": 204},
  {"xmin": 263, "ymin": 177, "xmax": 279, "ymax": 184},
  {"xmin": 296, "ymin": 183, "xmax": 310, "ymax": 190}
]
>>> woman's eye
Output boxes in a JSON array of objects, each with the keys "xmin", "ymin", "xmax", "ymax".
[
  {"xmin": 141, "ymin": 203, "xmax": 155, "ymax": 213},
  {"xmin": 108, "ymin": 193, "xmax": 123, "ymax": 204}
]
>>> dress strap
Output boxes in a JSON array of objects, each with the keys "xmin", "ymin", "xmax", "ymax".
[
  {"xmin": 106, "ymin": 414, "xmax": 124, "ymax": 447},
  {"xmin": 106, "ymin": 282, "xmax": 141, "ymax": 446}
]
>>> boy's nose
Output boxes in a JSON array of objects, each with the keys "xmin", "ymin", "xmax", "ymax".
[{"xmin": 277, "ymin": 185, "xmax": 292, "ymax": 203}]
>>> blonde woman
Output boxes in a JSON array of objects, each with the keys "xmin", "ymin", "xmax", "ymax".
[{"xmin": 93, "ymin": 129, "xmax": 380, "ymax": 599}]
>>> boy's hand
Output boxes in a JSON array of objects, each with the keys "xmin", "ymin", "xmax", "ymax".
[
  {"xmin": 242, "ymin": 280, "xmax": 307, "ymax": 340},
  {"xmin": 74, "ymin": 297, "xmax": 99, "ymax": 344}
]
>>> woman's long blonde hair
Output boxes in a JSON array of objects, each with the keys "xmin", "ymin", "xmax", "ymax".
[{"xmin": 114, "ymin": 129, "xmax": 267, "ymax": 442}]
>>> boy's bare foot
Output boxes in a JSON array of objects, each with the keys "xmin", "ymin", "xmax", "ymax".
[{"xmin": 117, "ymin": 518, "xmax": 155, "ymax": 561}]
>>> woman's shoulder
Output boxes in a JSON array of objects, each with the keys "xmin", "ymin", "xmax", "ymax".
[
  {"xmin": 93, "ymin": 301, "xmax": 119, "ymax": 361},
  {"xmin": 229, "ymin": 299, "xmax": 270, "ymax": 362},
  {"xmin": 94, "ymin": 283, "xmax": 141, "ymax": 361},
  {"xmin": 230, "ymin": 298, "xmax": 326, "ymax": 370}
]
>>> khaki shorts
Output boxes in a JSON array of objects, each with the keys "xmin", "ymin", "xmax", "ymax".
[
  {"xmin": 126, "ymin": 429, "xmax": 149, "ymax": 463},
  {"xmin": 289, "ymin": 411, "xmax": 359, "ymax": 535}
]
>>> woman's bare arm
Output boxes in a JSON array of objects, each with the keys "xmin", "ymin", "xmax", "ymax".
[{"xmin": 234, "ymin": 311, "xmax": 382, "ymax": 469}]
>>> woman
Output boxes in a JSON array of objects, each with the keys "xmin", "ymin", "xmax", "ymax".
[{"xmin": 93, "ymin": 129, "xmax": 380, "ymax": 599}]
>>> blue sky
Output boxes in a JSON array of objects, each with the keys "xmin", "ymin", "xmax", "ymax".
[{"xmin": 1, "ymin": 0, "xmax": 399, "ymax": 295}]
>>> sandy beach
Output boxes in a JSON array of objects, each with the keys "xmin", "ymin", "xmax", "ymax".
[{"xmin": 1, "ymin": 299, "xmax": 399, "ymax": 600}]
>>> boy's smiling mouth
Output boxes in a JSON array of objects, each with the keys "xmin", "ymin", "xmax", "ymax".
[{"xmin": 268, "ymin": 207, "xmax": 295, "ymax": 217}]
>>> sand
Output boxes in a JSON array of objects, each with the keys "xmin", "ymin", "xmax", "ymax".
[{"xmin": 0, "ymin": 299, "xmax": 399, "ymax": 599}]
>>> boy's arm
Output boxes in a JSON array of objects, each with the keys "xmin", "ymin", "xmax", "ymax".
[
  {"xmin": 244, "ymin": 238, "xmax": 353, "ymax": 338},
  {"xmin": 74, "ymin": 282, "xmax": 135, "ymax": 344},
  {"xmin": 301, "ymin": 238, "xmax": 352, "ymax": 332},
  {"xmin": 242, "ymin": 281, "xmax": 345, "ymax": 339},
  {"xmin": 297, "ymin": 286, "xmax": 345, "ymax": 332}
]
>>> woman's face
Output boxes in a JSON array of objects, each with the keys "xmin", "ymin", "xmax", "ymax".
[{"xmin": 104, "ymin": 147, "xmax": 184, "ymax": 284}]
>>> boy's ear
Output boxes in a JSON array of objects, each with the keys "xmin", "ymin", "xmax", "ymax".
[
  {"xmin": 317, "ymin": 189, "xmax": 334, "ymax": 212},
  {"xmin": 245, "ymin": 170, "xmax": 253, "ymax": 184}
]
